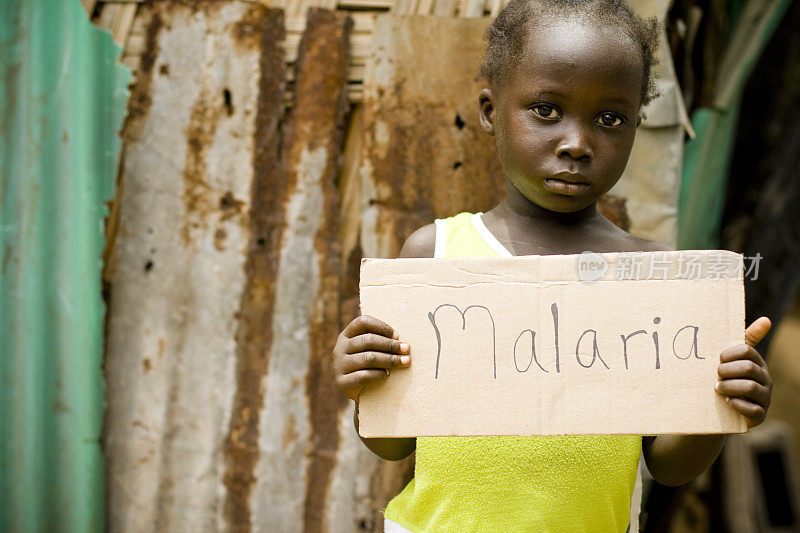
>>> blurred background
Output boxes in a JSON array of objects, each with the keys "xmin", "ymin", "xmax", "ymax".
[{"xmin": 1, "ymin": 0, "xmax": 798, "ymax": 531}]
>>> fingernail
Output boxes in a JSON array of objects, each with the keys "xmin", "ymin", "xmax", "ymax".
[
  {"xmin": 400, "ymin": 342, "xmax": 410, "ymax": 353},
  {"xmin": 714, "ymin": 381, "xmax": 720, "ymax": 391},
  {"xmin": 392, "ymin": 331, "xmax": 399, "ymax": 340},
  {"xmin": 400, "ymin": 355, "xmax": 410, "ymax": 365}
]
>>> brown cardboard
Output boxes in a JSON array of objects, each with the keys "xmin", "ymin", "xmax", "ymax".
[{"xmin": 357, "ymin": 251, "xmax": 748, "ymax": 437}]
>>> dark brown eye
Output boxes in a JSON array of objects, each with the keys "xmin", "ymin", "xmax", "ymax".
[
  {"xmin": 532, "ymin": 104, "xmax": 561, "ymax": 120},
  {"xmin": 597, "ymin": 113, "xmax": 624, "ymax": 127}
]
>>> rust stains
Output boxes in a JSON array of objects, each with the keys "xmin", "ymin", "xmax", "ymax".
[
  {"xmin": 282, "ymin": 416, "xmax": 299, "ymax": 452},
  {"xmin": 230, "ymin": 3, "xmax": 278, "ymax": 53},
  {"xmin": 597, "ymin": 194, "xmax": 631, "ymax": 232},
  {"xmin": 181, "ymin": 90, "xmax": 221, "ymax": 244},
  {"xmin": 214, "ymin": 227, "xmax": 227, "ymax": 251},
  {"xmin": 122, "ymin": 6, "xmax": 163, "ymax": 143},
  {"xmin": 361, "ymin": 17, "xmax": 504, "ymax": 258},
  {"xmin": 222, "ymin": 7, "xmax": 286, "ymax": 533},
  {"xmin": 219, "ymin": 191, "xmax": 245, "ymax": 221},
  {"xmin": 288, "ymin": 9, "xmax": 352, "ymax": 533}
]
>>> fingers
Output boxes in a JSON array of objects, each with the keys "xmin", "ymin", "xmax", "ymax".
[
  {"xmin": 333, "ymin": 315, "xmax": 412, "ymax": 401},
  {"xmin": 719, "ymin": 344, "xmax": 767, "ymax": 367},
  {"xmin": 717, "ymin": 338, "xmax": 773, "ymax": 428},
  {"xmin": 339, "ymin": 350, "xmax": 410, "ymax": 374},
  {"xmin": 726, "ymin": 397, "xmax": 768, "ymax": 428},
  {"xmin": 343, "ymin": 315, "xmax": 398, "ymax": 341},
  {"xmin": 745, "ymin": 316, "xmax": 771, "ymax": 347},
  {"xmin": 336, "ymin": 369, "xmax": 390, "ymax": 402},
  {"xmin": 345, "ymin": 332, "xmax": 406, "ymax": 356},
  {"xmin": 715, "ymin": 378, "xmax": 771, "ymax": 407},
  {"xmin": 717, "ymin": 358, "xmax": 770, "ymax": 385}
]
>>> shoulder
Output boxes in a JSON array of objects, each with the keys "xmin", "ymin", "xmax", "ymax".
[
  {"xmin": 624, "ymin": 234, "xmax": 673, "ymax": 253},
  {"xmin": 399, "ymin": 223, "xmax": 436, "ymax": 258},
  {"xmin": 600, "ymin": 218, "xmax": 673, "ymax": 252}
]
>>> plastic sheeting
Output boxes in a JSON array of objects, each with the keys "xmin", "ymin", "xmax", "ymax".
[{"xmin": 0, "ymin": 0, "xmax": 130, "ymax": 530}]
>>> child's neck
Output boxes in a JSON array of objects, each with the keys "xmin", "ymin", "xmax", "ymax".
[
  {"xmin": 482, "ymin": 181, "xmax": 619, "ymax": 256},
  {"xmin": 500, "ymin": 182, "xmax": 602, "ymax": 228}
]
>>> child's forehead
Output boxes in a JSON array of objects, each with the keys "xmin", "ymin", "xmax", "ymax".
[
  {"xmin": 523, "ymin": 18, "xmax": 641, "ymax": 63},
  {"xmin": 505, "ymin": 20, "xmax": 644, "ymax": 107}
]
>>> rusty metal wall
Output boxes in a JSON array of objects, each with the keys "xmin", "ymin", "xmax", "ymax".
[{"xmin": 103, "ymin": 2, "xmax": 396, "ymax": 531}]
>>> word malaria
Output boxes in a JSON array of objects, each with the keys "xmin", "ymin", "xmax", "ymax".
[{"xmin": 427, "ymin": 303, "xmax": 701, "ymax": 379}]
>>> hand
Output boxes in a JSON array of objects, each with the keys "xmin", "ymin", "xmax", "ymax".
[
  {"xmin": 715, "ymin": 316, "xmax": 773, "ymax": 428},
  {"xmin": 333, "ymin": 315, "xmax": 411, "ymax": 402}
]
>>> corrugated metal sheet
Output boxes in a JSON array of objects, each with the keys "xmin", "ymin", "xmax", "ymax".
[
  {"xmin": 103, "ymin": 3, "xmax": 369, "ymax": 531},
  {"xmin": 0, "ymin": 0, "xmax": 130, "ymax": 531}
]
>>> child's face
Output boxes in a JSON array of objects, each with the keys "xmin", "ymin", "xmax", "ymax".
[{"xmin": 480, "ymin": 19, "xmax": 644, "ymax": 213}]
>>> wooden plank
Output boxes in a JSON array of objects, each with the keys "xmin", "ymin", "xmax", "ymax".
[
  {"xmin": 93, "ymin": 3, "xmax": 118, "ymax": 32},
  {"xmin": 81, "ymin": 0, "xmax": 98, "ymax": 16},
  {"xmin": 394, "ymin": 0, "xmax": 419, "ymax": 14},
  {"xmin": 433, "ymin": 0, "xmax": 457, "ymax": 16},
  {"xmin": 417, "ymin": 0, "xmax": 435, "ymax": 15},
  {"xmin": 461, "ymin": 0, "xmax": 484, "ymax": 17},
  {"xmin": 286, "ymin": 63, "xmax": 364, "ymax": 81},
  {"xmin": 120, "ymin": 53, "xmax": 140, "ymax": 72},
  {"xmin": 131, "ymin": 8, "xmax": 146, "ymax": 32},
  {"xmin": 336, "ymin": 0, "xmax": 393, "ymax": 9},
  {"xmin": 125, "ymin": 32, "xmax": 144, "ymax": 55},
  {"xmin": 111, "ymin": 3, "xmax": 137, "ymax": 46},
  {"xmin": 282, "ymin": 32, "xmax": 372, "ymax": 62},
  {"xmin": 286, "ymin": 11, "xmax": 375, "ymax": 32}
]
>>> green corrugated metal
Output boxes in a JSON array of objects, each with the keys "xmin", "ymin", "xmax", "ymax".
[
  {"xmin": 0, "ymin": 0, "xmax": 130, "ymax": 531},
  {"xmin": 677, "ymin": 0, "xmax": 793, "ymax": 249}
]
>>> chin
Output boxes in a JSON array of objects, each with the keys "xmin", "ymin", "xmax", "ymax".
[{"xmin": 532, "ymin": 194, "xmax": 595, "ymax": 214}]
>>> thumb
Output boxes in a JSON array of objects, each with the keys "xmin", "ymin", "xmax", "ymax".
[{"xmin": 745, "ymin": 316, "xmax": 772, "ymax": 347}]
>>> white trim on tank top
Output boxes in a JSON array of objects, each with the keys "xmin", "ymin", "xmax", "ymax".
[
  {"xmin": 470, "ymin": 212, "xmax": 513, "ymax": 257},
  {"xmin": 433, "ymin": 218, "xmax": 447, "ymax": 259}
]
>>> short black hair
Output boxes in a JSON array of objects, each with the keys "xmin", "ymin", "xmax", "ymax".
[{"xmin": 477, "ymin": 0, "xmax": 661, "ymax": 107}]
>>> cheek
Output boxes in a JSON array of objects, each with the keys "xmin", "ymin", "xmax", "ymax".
[{"xmin": 599, "ymin": 132, "xmax": 637, "ymax": 176}]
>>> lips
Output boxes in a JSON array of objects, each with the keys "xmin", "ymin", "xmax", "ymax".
[{"xmin": 544, "ymin": 173, "xmax": 591, "ymax": 196}]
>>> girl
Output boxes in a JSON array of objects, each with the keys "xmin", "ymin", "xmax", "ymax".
[{"xmin": 332, "ymin": 0, "xmax": 773, "ymax": 530}]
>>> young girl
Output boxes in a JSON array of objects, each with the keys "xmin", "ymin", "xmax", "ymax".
[{"xmin": 332, "ymin": 0, "xmax": 773, "ymax": 530}]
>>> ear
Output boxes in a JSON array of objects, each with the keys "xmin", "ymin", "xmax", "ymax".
[{"xmin": 479, "ymin": 88, "xmax": 496, "ymax": 136}]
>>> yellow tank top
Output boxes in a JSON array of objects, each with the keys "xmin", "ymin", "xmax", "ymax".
[{"xmin": 384, "ymin": 212, "xmax": 642, "ymax": 532}]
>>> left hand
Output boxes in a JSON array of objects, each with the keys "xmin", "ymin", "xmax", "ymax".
[{"xmin": 715, "ymin": 316, "xmax": 773, "ymax": 428}]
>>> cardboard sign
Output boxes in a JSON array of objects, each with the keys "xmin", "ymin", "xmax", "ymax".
[{"xmin": 358, "ymin": 251, "xmax": 747, "ymax": 437}]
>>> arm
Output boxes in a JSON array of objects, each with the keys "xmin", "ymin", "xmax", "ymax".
[
  {"xmin": 643, "ymin": 317, "xmax": 773, "ymax": 486},
  {"xmin": 332, "ymin": 224, "xmax": 436, "ymax": 461}
]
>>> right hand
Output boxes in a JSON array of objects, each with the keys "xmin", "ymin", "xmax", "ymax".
[{"xmin": 333, "ymin": 315, "xmax": 411, "ymax": 401}]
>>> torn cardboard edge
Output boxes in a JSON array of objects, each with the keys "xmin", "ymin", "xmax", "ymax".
[{"xmin": 358, "ymin": 251, "xmax": 747, "ymax": 437}]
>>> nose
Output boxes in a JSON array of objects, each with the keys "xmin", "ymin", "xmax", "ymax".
[{"xmin": 556, "ymin": 124, "xmax": 593, "ymax": 161}]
